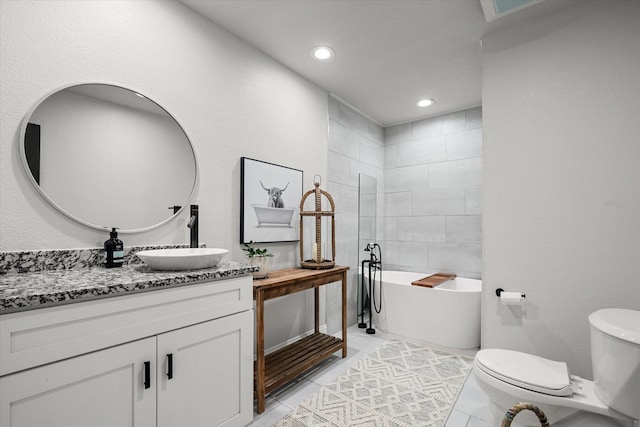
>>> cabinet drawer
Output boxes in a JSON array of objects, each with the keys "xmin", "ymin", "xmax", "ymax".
[{"xmin": 0, "ymin": 276, "xmax": 252, "ymax": 376}]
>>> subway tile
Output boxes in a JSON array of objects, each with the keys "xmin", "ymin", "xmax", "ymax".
[
  {"xmin": 397, "ymin": 134, "xmax": 447, "ymax": 166},
  {"xmin": 396, "ymin": 216, "xmax": 424, "ymax": 241},
  {"xmin": 428, "ymin": 242, "xmax": 481, "ymax": 273},
  {"xmin": 339, "ymin": 103, "xmax": 369, "ymax": 136},
  {"xmin": 413, "ymin": 110, "xmax": 466, "ymax": 139},
  {"xmin": 429, "ymin": 157, "xmax": 482, "ymax": 189},
  {"xmin": 328, "ymin": 151, "xmax": 351, "ymax": 186},
  {"xmin": 351, "ymin": 160, "xmax": 381, "ymax": 189},
  {"xmin": 412, "ymin": 188, "xmax": 466, "ymax": 215},
  {"xmin": 446, "ymin": 215, "xmax": 482, "ymax": 243},
  {"xmin": 465, "ymin": 106, "xmax": 483, "ymax": 130},
  {"xmin": 413, "ymin": 115, "xmax": 442, "ymax": 139},
  {"xmin": 360, "ymin": 138, "xmax": 384, "ymax": 169},
  {"xmin": 385, "ymin": 165, "xmax": 429, "ymax": 193},
  {"xmin": 383, "ymin": 192, "xmax": 412, "ymax": 216},
  {"xmin": 384, "ymin": 144, "xmax": 398, "ymax": 169},
  {"xmin": 446, "ymin": 128, "xmax": 482, "ymax": 161},
  {"xmin": 328, "ymin": 121, "xmax": 360, "ymax": 159},
  {"xmin": 384, "ymin": 122, "xmax": 413, "ymax": 145},
  {"xmin": 367, "ymin": 121, "xmax": 384, "ymax": 144},
  {"xmin": 441, "ymin": 110, "xmax": 467, "ymax": 134},
  {"xmin": 384, "ymin": 240, "xmax": 428, "ymax": 268},
  {"xmin": 465, "ymin": 186, "xmax": 482, "ymax": 215},
  {"xmin": 328, "ymin": 182, "xmax": 358, "ymax": 214},
  {"xmin": 359, "ymin": 193, "xmax": 377, "ymax": 218},
  {"xmin": 376, "ymin": 192, "xmax": 385, "ymax": 220},
  {"xmin": 396, "ymin": 216, "xmax": 446, "ymax": 242},
  {"xmin": 359, "ymin": 216, "xmax": 375, "ymax": 241},
  {"xmin": 381, "ymin": 217, "xmax": 397, "ymax": 240},
  {"xmin": 335, "ymin": 213, "xmax": 358, "ymax": 244}
]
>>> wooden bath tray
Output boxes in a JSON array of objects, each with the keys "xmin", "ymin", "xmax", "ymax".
[{"xmin": 411, "ymin": 273, "xmax": 456, "ymax": 288}]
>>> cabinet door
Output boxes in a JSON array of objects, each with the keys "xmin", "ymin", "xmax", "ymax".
[
  {"xmin": 157, "ymin": 310, "xmax": 253, "ymax": 427},
  {"xmin": 0, "ymin": 337, "xmax": 156, "ymax": 427}
]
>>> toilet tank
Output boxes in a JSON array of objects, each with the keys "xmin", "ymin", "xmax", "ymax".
[{"xmin": 588, "ymin": 308, "xmax": 640, "ymax": 421}]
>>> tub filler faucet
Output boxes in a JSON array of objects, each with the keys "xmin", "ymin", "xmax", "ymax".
[
  {"xmin": 188, "ymin": 204, "xmax": 198, "ymax": 248},
  {"xmin": 359, "ymin": 243, "xmax": 383, "ymax": 334}
]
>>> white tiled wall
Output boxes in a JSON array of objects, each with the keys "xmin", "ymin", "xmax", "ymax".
[
  {"xmin": 327, "ymin": 100, "xmax": 483, "ymax": 334},
  {"xmin": 327, "ymin": 96, "xmax": 384, "ymax": 334},
  {"xmin": 383, "ymin": 107, "xmax": 482, "ymax": 279}
]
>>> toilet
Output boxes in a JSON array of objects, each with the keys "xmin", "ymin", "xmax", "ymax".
[{"xmin": 473, "ymin": 308, "xmax": 639, "ymax": 427}]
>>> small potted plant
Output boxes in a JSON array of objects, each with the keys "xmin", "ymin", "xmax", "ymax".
[{"xmin": 242, "ymin": 241, "xmax": 273, "ymax": 279}]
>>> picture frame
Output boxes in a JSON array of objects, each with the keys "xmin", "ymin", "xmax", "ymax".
[{"xmin": 240, "ymin": 157, "xmax": 303, "ymax": 243}]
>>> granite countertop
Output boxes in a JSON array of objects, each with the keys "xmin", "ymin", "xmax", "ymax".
[{"xmin": 0, "ymin": 261, "xmax": 255, "ymax": 314}]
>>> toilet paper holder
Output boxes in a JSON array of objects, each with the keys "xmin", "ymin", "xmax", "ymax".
[{"xmin": 495, "ymin": 288, "xmax": 526, "ymax": 299}]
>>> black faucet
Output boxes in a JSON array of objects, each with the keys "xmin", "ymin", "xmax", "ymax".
[
  {"xmin": 364, "ymin": 242, "xmax": 381, "ymax": 268},
  {"xmin": 187, "ymin": 204, "xmax": 198, "ymax": 248}
]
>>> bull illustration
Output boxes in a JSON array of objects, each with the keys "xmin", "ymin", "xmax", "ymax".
[{"xmin": 260, "ymin": 181, "xmax": 289, "ymax": 208}]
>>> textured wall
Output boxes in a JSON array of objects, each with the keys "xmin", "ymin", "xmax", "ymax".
[
  {"xmin": 0, "ymin": 0, "xmax": 328, "ymax": 351},
  {"xmin": 482, "ymin": 0, "xmax": 640, "ymax": 377}
]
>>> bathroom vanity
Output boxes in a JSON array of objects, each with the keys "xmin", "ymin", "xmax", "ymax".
[{"xmin": 0, "ymin": 252, "xmax": 254, "ymax": 427}]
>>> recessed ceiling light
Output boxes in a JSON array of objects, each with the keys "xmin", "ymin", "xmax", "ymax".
[
  {"xmin": 417, "ymin": 99, "xmax": 435, "ymax": 107},
  {"xmin": 311, "ymin": 46, "xmax": 334, "ymax": 60}
]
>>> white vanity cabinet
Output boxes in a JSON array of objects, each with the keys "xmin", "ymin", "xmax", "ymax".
[
  {"xmin": 0, "ymin": 337, "xmax": 157, "ymax": 427},
  {"xmin": 0, "ymin": 275, "xmax": 253, "ymax": 427}
]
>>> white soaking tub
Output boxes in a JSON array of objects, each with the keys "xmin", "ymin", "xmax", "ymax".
[{"xmin": 367, "ymin": 270, "xmax": 482, "ymax": 349}]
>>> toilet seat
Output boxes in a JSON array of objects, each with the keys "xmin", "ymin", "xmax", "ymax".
[{"xmin": 475, "ymin": 349, "xmax": 573, "ymax": 397}]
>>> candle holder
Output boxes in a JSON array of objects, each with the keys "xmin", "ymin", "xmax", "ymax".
[{"xmin": 299, "ymin": 175, "xmax": 335, "ymax": 269}]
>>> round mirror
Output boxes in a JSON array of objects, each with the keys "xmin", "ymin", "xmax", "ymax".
[{"xmin": 20, "ymin": 83, "xmax": 198, "ymax": 233}]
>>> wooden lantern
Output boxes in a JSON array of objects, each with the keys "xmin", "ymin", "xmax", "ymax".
[{"xmin": 299, "ymin": 175, "xmax": 335, "ymax": 269}]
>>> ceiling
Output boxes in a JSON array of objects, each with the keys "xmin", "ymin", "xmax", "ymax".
[{"xmin": 179, "ymin": 0, "xmax": 568, "ymax": 127}]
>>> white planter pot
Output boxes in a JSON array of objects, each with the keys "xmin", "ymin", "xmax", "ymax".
[{"xmin": 248, "ymin": 256, "xmax": 271, "ymax": 279}]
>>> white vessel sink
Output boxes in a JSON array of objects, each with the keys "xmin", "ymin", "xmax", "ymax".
[{"xmin": 136, "ymin": 248, "xmax": 228, "ymax": 271}]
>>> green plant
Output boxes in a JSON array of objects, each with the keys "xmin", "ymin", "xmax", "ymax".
[{"xmin": 242, "ymin": 240, "xmax": 273, "ymax": 258}]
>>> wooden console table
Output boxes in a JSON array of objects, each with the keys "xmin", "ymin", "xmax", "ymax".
[{"xmin": 253, "ymin": 266, "xmax": 349, "ymax": 414}]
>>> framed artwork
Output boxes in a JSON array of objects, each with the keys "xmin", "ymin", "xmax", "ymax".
[{"xmin": 240, "ymin": 157, "xmax": 303, "ymax": 243}]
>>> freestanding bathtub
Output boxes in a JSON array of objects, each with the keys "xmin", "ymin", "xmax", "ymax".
[{"xmin": 367, "ymin": 270, "xmax": 482, "ymax": 349}]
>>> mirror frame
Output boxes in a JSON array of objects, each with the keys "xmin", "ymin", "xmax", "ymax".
[{"xmin": 19, "ymin": 82, "xmax": 199, "ymax": 233}]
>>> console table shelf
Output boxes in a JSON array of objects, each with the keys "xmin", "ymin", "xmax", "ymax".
[
  {"xmin": 253, "ymin": 266, "xmax": 349, "ymax": 414},
  {"xmin": 261, "ymin": 332, "xmax": 343, "ymax": 393}
]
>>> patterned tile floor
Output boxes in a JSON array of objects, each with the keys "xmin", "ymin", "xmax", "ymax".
[{"xmin": 248, "ymin": 325, "xmax": 488, "ymax": 427}]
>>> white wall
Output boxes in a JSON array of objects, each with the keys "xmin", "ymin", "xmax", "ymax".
[
  {"xmin": 482, "ymin": 0, "xmax": 640, "ymax": 377},
  {"xmin": 0, "ymin": 0, "xmax": 328, "ymax": 351}
]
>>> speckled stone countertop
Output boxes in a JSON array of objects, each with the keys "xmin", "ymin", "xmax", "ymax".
[{"xmin": 0, "ymin": 246, "xmax": 256, "ymax": 314}]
